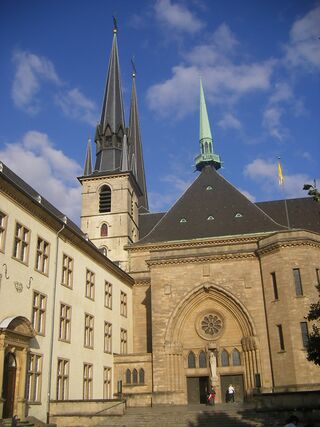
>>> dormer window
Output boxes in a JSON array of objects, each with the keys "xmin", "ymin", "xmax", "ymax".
[
  {"xmin": 235, "ymin": 213, "xmax": 243, "ymax": 218},
  {"xmin": 207, "ymin": 215, "xmax": 214, "ymax": 221},
  {"xmin": 180, "ymin": 218, "xmax": 187, "ymax": 223},
  {"xmin": 99, "ymin": 185, "xmax": 111, "ymax": 213},
  {"xmin": 206, "ymin": 186, "xmax": 213, "ymax": 191}
]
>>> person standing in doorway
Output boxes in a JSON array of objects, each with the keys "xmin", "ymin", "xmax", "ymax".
[{"xmin": 228, "ymin": 384, "xmax": 235, "ymax": 402}]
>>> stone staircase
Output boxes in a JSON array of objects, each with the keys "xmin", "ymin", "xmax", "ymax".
[
  {"xmin": 0, "ymin": 418, "xmax": 34, "ymax": 427},
  {"xmin": 90, "ymin": 403, "xmax": 282, "ymax": 427}
]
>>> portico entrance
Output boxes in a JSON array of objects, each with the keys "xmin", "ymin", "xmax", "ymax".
[
  {"xmin": 2, "ymin": 353, "xmax": 17, "ymax": 417},
  {"xmin": 187, "ymin": 376, "xmax": 209, "ymax": 404},
  {"xmin": 0, "ymin": 316, "xmax": 35, "ymax": 419}
]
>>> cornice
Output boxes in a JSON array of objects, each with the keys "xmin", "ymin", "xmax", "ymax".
[
  {"xmin": 257, "ymin": 237, "xmax": 320, "ymax": 256},
  {"xmin": 147, "ymin": 251, "xmax": 256, "ymax": 267},
  {"xmin": 127, "ymin": 234, "xmax": 264, "ymax": 253},
  {"xmin": 133, "ymin": 279, "xmax": 151, "ymax": 287}
]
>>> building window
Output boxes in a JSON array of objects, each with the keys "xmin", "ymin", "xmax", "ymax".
[
  {"xmin": 199, "ymin": 351, "xmax": 207, "ymax": 368},
  {"xmin": 277, "ymin": 324, "xmax": 285, "ymax": 351},
  {"xmin": 32, "ymin": 291, "xmax": 47, "ymax": 335},
  {"xmin": 120, "ymin": 291, "xmax": 127, "ymax": 317},
  {"xmin": 105, "ymin": 282, "xmax": 112, "ymax": 309},
  {"xmin": 35, "ymin": 237, "xmax": 50, "ymax": 275},
  {"xmin": 316, "ymin": 268, "xmax": 320, "ymax": 286},
  {"xmin": 62, "ymin": 254, "xmax": 73, "ymax": 288},
  {"xmin": 104, "ymin": 322, "xmax": 112, "ymax": 353},
  {"xmin": 57, "ymin": 358, "xmax": 69, "ymax": 400},
  {"xmin": 139, "ymin": 368, "xmax": 145, "ymax": 384},
  {"xmin": 300, "ymin": 322, "xmax": 309, "ymax": 348},
  {"xmin": 84, "ymin": 314, "xmax": 94, "ymax": 348},
  {"xmin": 103, "ymin": 367, "xmax": 112, "ymax": 399},
  {"xmin": 13, "ymin": 222, "xmax": 30, "ymax": 264},
  {"xmin": 271, "ymin": 272, "xmax": 279, "ymax": 300},
  {"xmin": 232, "ymin": 349, "xmax": 241, "ymax": 366},
  {"xmin": 101, "ymin": 223, "xmax": 108, "ymax": 237},
  {"xmin": 132, "ymin": 368, "xmax": 138, "ymax": 384},
  {"xmin": 120, "ymin": 328, "xmax": 127, "ymax": 354},
  {"xmin": 221, "ymin": 350, "xmax": 229, "ymax": 366},
  {"xmin": 83, "ymin": 363, "xmax": 93, "ymax": 399},
  {"xmin": 0, "ymin": 211, "xmax": 7, "ymax": 252},
  {"xmin": 27, "ymin": 353, "xmax": 42, "ymax": 403},
  {"xmin": 99, "ymin": 185, "xmax": 111, "ymax": 213},
  {"xmin": 125, "ymin": 369, "xmax": 131, "ymax": 384},
  {"xmin": 188, "ymin": 351, "xmax": 196, "ymax": 368},
  {"xmin": 293, "ymin": 268, "xmax": 303, "ymax": 296},
  {"xmin": 59, "ymin": 303, "xmax": 71, "ymax": 342},
  {"xmin": 85, "ymin": 269, "xmax": 95, "ymax": 300}
]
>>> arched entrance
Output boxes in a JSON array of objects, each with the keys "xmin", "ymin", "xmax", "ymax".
[
  {"xmin": 163, "ymin": 283, "xmax": 261, "ymax": 404},
  {"xmin": 0, "ymin": 316, "xmax": 35, "ymax": 419},
  {"xmin": 2, "ymin": 353, "xmax": 17, "ymax": 418}
]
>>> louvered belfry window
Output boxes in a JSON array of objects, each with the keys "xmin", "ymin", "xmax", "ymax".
[{"xmin": 99, "ymin": 185, "xmax": 111, "ymax": 213}]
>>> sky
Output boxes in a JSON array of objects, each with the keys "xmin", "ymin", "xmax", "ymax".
[{"xmin": 0, "ymin": 0, "xmax": 319, "ymax": 223}]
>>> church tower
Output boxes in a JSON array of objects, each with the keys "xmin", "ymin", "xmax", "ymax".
[{"xmin": 78, "ymin": 21, "xmax": 148, "ymax": 270}]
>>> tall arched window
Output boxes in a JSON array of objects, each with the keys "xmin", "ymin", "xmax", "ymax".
[
  {"xmin": 125, "ymin": 369, "xmax": 131, "ymax": 384},
  {"xmin": 221, "ymin": 350, "xmax": 229, "ymax": 367},
  {"xmin": 139, "ymin": 368, "xmax": 145, "ymax": 384},
  {"xmin": 232, "ymin": 349, "xmax": 241, "ymax": 366},
  {"xmin": 100, "ymin": 223, "xmax": 108, "ymax": 237},
  {"xmin": 199, "ymin": 351, "xmax": 207, "ymax": 368},
  {"xmin": 132, "ymin": 369, "xmax": 138, "ymax": 384},
  {"xmin": 188, "ymin": 351, "xmax": 196, "ymax": 368},
  {"xmin": 99, "ymin": 185, "xmax": 111, "ymax": 213}
]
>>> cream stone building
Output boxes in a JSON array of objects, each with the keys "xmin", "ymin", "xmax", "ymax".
[{"xmin": 1, "ymin": 22, "xmax": 320, "ymax": 424}]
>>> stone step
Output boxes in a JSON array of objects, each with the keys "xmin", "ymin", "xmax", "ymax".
[{"xmin": 0, "ymin": 419, "xmax": 35, "ymax": 427}]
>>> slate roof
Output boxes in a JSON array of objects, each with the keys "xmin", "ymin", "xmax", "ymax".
[
  {"xmin": 256, "ymin": 198, "xmax": 320, "ymax": 234},
  {"xmin": 138, "ymin": 165, "xmax": 285, "ymax": 244}
]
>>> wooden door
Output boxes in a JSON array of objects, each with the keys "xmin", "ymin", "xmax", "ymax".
[
  {"xmin": 2, "ymin": 353, "xmax": 17, "ymax": 418},
  {"xmin": 187, "ymin": 377, "xmax": 200, "ymax": 403}
]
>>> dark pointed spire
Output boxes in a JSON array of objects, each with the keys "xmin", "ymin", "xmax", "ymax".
[
  {"xmin": 84, "ymin": 138, "xmax": 93, "ymax": 176},
  {"xmin": 128, "ymin": 62, "xmax": 149, "ymax": 211},
  {"xmin": 94, "ymin": 19, "xmax": 125, "ymax": 172}
]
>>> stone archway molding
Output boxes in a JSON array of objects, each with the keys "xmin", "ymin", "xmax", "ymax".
[
  {"xmin": 164, "ymin": 282, "xmax": 257, "ymax": 345},
  {"xmin": 0, "ymin": 316, "xmax": 36, "ymax": 338}
]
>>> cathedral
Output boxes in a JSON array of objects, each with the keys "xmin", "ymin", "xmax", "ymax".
[{"xmin": 0, "ymin": 22, "xmax": 320, "ymax": 424}]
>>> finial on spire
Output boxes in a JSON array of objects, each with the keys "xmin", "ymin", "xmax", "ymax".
[
  {"xmin": 131, "ymin": 58, "xmax": 136, "ymax": 78},
  {"xmin": 84, "ymin": 137, "xmax": 93, "ymax": 176},
  {"xmin": 113, "ymin": 15, "xmax": 117, "ymax": 33}
]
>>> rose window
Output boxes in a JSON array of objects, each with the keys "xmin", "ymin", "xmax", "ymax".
[{"xmin": 201, "ymin": 314, "xmax": 222, "ymax": 336}]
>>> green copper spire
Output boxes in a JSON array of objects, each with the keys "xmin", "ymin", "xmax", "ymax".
[{"xmin": 195, "ymin": 79, "xmax": 221, "ymax": 171}]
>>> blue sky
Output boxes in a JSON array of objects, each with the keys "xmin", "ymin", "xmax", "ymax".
[{"xmin": 0, "ymin": 0, "xmax": 319, "ymax": 222}]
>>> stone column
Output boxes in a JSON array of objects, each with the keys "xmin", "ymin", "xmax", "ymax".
[
  {"xmin": 0, "ymin": 336, "xmax": 6, "ymax": 417},
  {"xmin": 16, "ymin": 348, "xmax": 28, "ymax": 420}
]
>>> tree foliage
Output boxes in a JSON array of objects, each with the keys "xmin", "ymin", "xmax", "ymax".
[
  {"xmin": 306, "ymin": 285, "xmax": 320, "ymax": 366},
  {"xmin": 303, "ymin": 182, "xmax": 320, "ymax": 365}
]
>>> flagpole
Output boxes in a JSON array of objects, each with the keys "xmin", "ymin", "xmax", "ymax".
[{"xmin": 278, "ymin": 157, "xmax": 290, "ymax": 229}]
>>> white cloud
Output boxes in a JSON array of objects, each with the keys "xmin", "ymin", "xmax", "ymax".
[
  {"xmin": 147, "ymin": 60, "xmax": 274, "ymax": 118},
  {"xmin": 244, "ymin": 158, "xmax": 318, "ymax": 199},
  {"xmin": 11, "ymin": 50, "xmax": 97, "ymax": 125},
  {"xmin": 262, "ymin": 106, "xmax": 288, "ymax": 141},
  {"xmin": 218, "ymin": 113, "xmax": 242, "ymax": 130},
  {"xmin": 284, "ymin": 5, "xmax": 320, "ymax": 70},
  {"xmin": 12, "ymin": 50, "xmax": 61, "ymax": 113},
  {"xmin": 154, "ymin": 0, "xmax": 204, "ymax": 34},
  {"xmin": 0, "ymin": 131, "xmax": 82, "ymax": 222},
  {"xmin": 55, "ymin": 88, "xmax": 97, "ymax": 126},
  {"xmin": 269, "ymin": 82, "xmax": 293, "ymax": 104}
]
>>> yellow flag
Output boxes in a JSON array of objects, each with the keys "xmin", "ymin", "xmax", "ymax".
[{"xmin": 278, "ymin": 159, "xmax": 284, "ymax": 186}]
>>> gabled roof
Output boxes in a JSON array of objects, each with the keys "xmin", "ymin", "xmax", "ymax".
[
  {"xmin": 256, "ymin": 198, "xmax": 320, "ymax": 234},
  {"xmin": 138, "ymin": 166, "xmax": 285, "ymax": 244}
]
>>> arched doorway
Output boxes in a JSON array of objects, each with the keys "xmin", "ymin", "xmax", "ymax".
[
  {"xmin": 163, "ymin": 283, "xmax": 260, "ymax": 404},
  {"xmin": 2, "ymin": 353, "xmax": 17, "ymax": 418}
]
